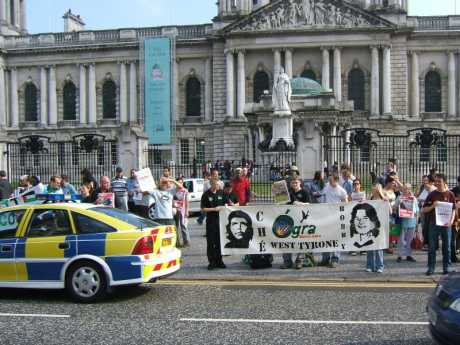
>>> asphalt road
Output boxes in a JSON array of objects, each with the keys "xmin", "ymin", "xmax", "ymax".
[{"xmin": 0, "ymin": 281, "xmax": 435, "ymax": 345}]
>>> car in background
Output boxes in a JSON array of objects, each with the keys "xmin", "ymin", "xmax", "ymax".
[
  {"xmin": 427, "ymin": 273, "xmax": 460, "ymax": 344},
  {"xmin": 0, "ymin": 201, "xmax": 181, "ymax": 302},
  {"xmin": 183, "ymin": 178, "xmax": 204, "ymax": 214}
]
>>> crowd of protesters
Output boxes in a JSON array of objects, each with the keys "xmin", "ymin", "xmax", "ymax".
[{"xmin": 1, "ymin": 158, "xmax": 459, "ymax": 277}]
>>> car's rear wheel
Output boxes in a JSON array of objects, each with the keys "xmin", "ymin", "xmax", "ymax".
[
  {"xmin": 66, "ymin": 261, "xmax": 108, "ymax": 303},
  {"xmin": 147, "ymin": 204, "xmax": 155, "ymax": 220}
]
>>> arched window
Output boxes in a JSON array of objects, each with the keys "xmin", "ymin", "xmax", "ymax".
[
  {"xmin": 103, "ymin": 79, "xmax": 117, "ymax": 119},
  {"xmin": 348, "ymin": 68, "xmax": 365, "ymax": 111},
  {"xmin": 253, "ymin": 70, "xmax": 269, "ymax": 102},
  {"xmin": 186, "ymin": 77, "xmax": 201, "ymax": 117},
  {"xmin": 24, "ymin": 83, "xmax": 38, "ymax": 122},
  {"xmin": 63, "ymin": 81, "xmax": 77, "ymax": 120},
  {"xmin": 301, "ymin": 69, "xmax": 317, "ymax": 81},
  {"xmin": 425, "ymin": 71, "xmax": 441, "ymax": 112}
]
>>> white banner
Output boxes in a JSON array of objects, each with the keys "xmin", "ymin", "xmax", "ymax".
[{"xmin": 219, "ymin": 201, "xmax": 389, "ymax": 255}]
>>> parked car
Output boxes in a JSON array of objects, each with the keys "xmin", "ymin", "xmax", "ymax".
[
  {"xmin": 0, "ymin": 199, "xmax": 181, "ymax": 302},
  {"xmin": 427, "ymin": 273, "xmax": 460, "ymax": 344},
  {"xmin": 183, "ymin": 178, "xmax": 204, "ymax": 214}
]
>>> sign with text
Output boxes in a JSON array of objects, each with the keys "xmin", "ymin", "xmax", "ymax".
[
  {"xmin": 220, "ymin": 201, "xmax": 390, "ymax": 255},
  {"xmin": 399, "ymin": 196, "xmax": 416, "ymax": 218},
  {"xmin": 144, "ymin": 37, "xmax": 172, "ymax": 144},
  {"xmin": 435, "ymin": 202, "xmax": 453, "ymax": 227},
  {"xmin": 135, "ymin": 168, "xmax": 156, "ymax": 192}
]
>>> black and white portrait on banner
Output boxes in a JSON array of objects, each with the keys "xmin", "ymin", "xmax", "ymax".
[{"xmin": 349, "ymin": 203, "xmax": 382, "ymax": 249}]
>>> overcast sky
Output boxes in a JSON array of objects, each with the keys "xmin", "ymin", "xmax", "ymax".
[{"xmin": 27, "ymin": 0, "xmax": 459, "ymax": 34}]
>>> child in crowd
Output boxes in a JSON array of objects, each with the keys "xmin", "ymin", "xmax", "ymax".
[{"xmin": 395, "ymin": 183, "xmax": 419, "ymax": 263}]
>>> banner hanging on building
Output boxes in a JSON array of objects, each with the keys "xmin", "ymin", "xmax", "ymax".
[
  {"xmin": 219, "ymin": 201, "xmax": 390, "ymax": 255},
  {"xmin": 144, "ymin": 37, "xmax": 172, "ymax": 145}
]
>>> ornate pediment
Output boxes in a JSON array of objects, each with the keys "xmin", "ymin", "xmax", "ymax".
[{"xmin": 225, "ymin": 0, "xmax": 394, "ymax": 33}]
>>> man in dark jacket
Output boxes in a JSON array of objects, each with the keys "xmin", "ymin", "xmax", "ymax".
[{"xmin": 0, "ymin": 170, "xmax": 13, "ymax": 200}]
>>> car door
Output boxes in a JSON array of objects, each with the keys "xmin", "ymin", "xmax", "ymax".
[
  {"xmin": 0, "ymin": 209, "xmax": 26, "ymax": 282},
  {"xmin": 20, "ymin": 208, "xmax": 76, "ymax": 282}
]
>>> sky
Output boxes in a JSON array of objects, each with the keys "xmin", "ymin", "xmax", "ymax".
[{"xmin": 27, "ymin": 0, "xmax": 460, "ymax": 34}]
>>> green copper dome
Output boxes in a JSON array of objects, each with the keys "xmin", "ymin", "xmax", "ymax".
[{"xmin": 291, "ymin": 77, "xmax": 324, "ymax": 95}]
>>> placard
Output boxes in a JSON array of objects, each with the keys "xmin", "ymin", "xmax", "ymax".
[
  {"xmin": 399, "ymin": 196, "xmax": 416, "ymax": 218},
  {"xmin": 135, "ymin": 168, "xmax": 156, "ymax": 192},
  {"xmin": 435, "ymin": 202, "xmax": 453, "ymax": 227},
  {"xmin": 97, "ymin": 193, "xmax": 115, "ymax": 208},
  {"xmin": 271, "ymin": 180, "xmax": 290, "ymax": 204}
]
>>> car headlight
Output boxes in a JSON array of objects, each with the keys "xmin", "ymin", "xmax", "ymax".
[{"xmin": 450, "ymin": 298, "xmax": 460, "ymax": 312}]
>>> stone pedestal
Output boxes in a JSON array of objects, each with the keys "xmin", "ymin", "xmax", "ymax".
[{"xmin": 269, "ymin": 110, "xmax": 295, "ymax": 150}]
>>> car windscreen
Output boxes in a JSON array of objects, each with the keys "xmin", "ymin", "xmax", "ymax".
[{"xmin": 89, "ymin": 207, "xmax": 160, "ymax": 229}]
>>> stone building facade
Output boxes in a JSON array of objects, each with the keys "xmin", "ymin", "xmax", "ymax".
[{"xmin": 0, "ymin": 0, "xmax": 459, "ymax": 181}]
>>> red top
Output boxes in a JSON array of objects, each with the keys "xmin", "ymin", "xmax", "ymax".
[{"xmin": 231, "ymin": 177, "xmax": 250, "ymax": 206}]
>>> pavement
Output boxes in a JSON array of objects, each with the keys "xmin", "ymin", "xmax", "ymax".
[{"xmin": 172, "ymin": 219, "xmax": 458, "ymax": 284}]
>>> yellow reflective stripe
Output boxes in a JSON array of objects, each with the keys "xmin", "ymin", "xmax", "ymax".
[
  {"xmin": 105, "ymin": 232, "xmax": 142, "ymax": 256},
  {"xmin": 16, "ymin": 262, "xmax": 28, "ymax": 281},
  {"xmin": 25, "ymin": 236, "xmax": 67, "ymax": 258},
  {"xmin": 0, "ymin": 263, "xmax": 16, "ymax": 280}
]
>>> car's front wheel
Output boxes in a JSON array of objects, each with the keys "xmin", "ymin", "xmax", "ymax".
[
  {"xmin": 66, "ymin": 261, "xmax": 108, "ymax": 303},
  {"xmin": 147, "ymin": 204, "xmax": 156, "ymax": 220}
]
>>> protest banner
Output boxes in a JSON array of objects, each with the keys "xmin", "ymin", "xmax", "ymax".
[
  {"xmin": 220, "ymin": 200, "xmax": 390, "ymax": 255},
  {"xmin": 435, "ymin": 202, "xmax": 453, "ymax": 227},
  {"xmin": 135, "ymin": 168, "xmax": 156, "ymax": 192},
  {"xmin": 271, "ymin": 180, "xmax": 290, "ymax": 204},
  {"xmin": 399, "ymin": 196, "xmax": 416, "ymax": 218}
]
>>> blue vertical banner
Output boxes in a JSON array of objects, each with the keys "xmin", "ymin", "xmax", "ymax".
[{"xmin": 144, "ymin": 37, "xmax": 172, "ymax": 144}]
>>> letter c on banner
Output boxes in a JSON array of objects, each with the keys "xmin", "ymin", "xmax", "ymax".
[{"xmin": 256, "ymin": 211, "xmax": 263, "ymax": 222}]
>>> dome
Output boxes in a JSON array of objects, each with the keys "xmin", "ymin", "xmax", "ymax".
[{"xmin": 290, "ymin": 77, "xmax": 324, "ymax": 95}]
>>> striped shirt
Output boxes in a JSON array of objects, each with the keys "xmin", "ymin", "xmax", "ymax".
[{"xmin": 111, "ymin": 176, "xmax": 128, "ymax": 197}]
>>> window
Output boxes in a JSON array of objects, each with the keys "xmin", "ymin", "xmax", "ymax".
[
  {"xmin": 24, "ymin": 83, "xmax": 38, "ymax": 122},
  {"xmin": 72, "ymin": 212, "xmax": 116, "ymax": 234},
  {"xmin": 89, "ymin": 207, "xmax": 159, "ymax": 228},
  {"xmin": 0, "ymin": 210, "xmax": 25, "ymax": 239},
  {"xmin": 103, "ymin": 79, "xmax": 117, "ymax": 119},
  {"xmin": 186, "ymin": 77, "xmax": 201, "ymax": 116},
  {"xmin": 63, "ymin": 81, "xmax": 77, "ymax": 120},
  {"xmin": 425, "ymin": 71, "xmax": 441, "ymax": 112},
  {"xmin": 253, "ymin": 70, "xmax": 270, "ymax": 102},
  {"xmin": 195, "ymin": 138, "xmax": 205, "ymax": 164},
  {"xmin": 348, "ymin": 68, "xmax": 365, "ymax": 111},
  {"xmin": 301, "ymin": 69, "xmax": 317, "ymax": 81},
  {"xmin": 27, "ymin": 209, "xmax": 72, "ymax": 237},
  {"xmin": 180, "ymin": 139, "xmax": 190, "ymax": 164}
]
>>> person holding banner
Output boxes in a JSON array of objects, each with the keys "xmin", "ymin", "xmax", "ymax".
[
  {"xmin": 320, "ymin": 175, "xmax": 348, "ymax": 268},
  {"xmin": 394, "ymin": 183, "xmax": 419, "ymax": 263},
  {"xmin": 149, "ymin": 177, "xmax": 181, "ymax": 226},
  {"xmin": 281, "ymin": 177, "xmax": 313, "ymax": 269},
  {"xmin": 422, "ymin": 173, "xmax": 456, "ymax": 276},
  {"xmin": 201, "ymin": 178, "xmax": 226, "ymax": 270}
]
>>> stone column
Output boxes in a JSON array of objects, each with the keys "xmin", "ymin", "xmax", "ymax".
[
  {"xmin": 273, "ymin": 49, "xmax": 281, "ymax": 77},
  {"xmin": 48, "ymin": 65, "xmax": 57, "ymax": 125},
  {"xmin": 129, "ymin": 61, "xmax": 138, "ymax": 123},
  {"xmin": 225, "ymin": 50, "xmax": 235, "ymax": 118},
  {"xmin": 0, "ymin": 0, "xmax": 7, "ymax": 22},
  {"xmin": 382, "ymin": 46, "xmax": 392, "ymax": 115},
  {"xmin": 321, "ymin": 47, "xmax": 330, "ymax": 90},
  {"xmin": 237, "ymin": 50, "xmax": 246, "ymax": 118},
  {"xmin": 333, "ymin": 47, "xmax": 342, "ymax": 102},
  {"xmin": 14, "ymin": 0, "xmax": 20, "ymax": 27},
  {"xmin": 40, "ymin": 66, "xmax": 48, "ymax": 126},
  {"xmin": 10, "ymin": 68, "xmax": 18, "ymax": 128},
  {"xmin": 88, "ymin": 63, "xmax": 97, "ymax": 125},
  {"xmin": 119, "ymin": 61, "xmax": 128, "ymax": 123},
  {"xmin": 173, "ymin": 58, "xmax": 179, "ymax": 122},
  {"xmin": 4, "ymin": 0, "xmax": 10, "ymax": 24},
  {"xmin": 0, "ymin": 66, "xmax": 5, "ymax": 127},
  {"xmin": 285, "ymin": 49, "xmax": 293, "ymax": 79},
  {"xmin": 448, "ymin": 51, "xmax": 456, "ymax": 117},
  {"xmin": 205, "ymin": 57, "xmax": 212, "ymax": 122},
  {"xmin": 410, "ymin": 51, "xmax": 420, "ymax": 117},
  {"xmin": 370, "ymin": 46, "xmax": 380, "ymax": 116},
  {"xmin": 79, "ymin": 64, "xmax": 87, "ymax": 125},
  {"xmin": 20, "ymin": 0, "xmax": 26, "ymax": 31}
]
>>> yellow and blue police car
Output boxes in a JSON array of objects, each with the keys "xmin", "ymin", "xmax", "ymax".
[{"xmin": 0, "ymin": 198, "xmax": 181, "ymax": 302}]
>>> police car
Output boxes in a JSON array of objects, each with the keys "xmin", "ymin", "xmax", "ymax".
[{"xmin": 0, "ymin": 196, "xmax": 181, "ymax": 302}]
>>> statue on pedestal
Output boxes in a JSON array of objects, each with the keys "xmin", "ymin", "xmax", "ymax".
[{"xmin": 272, "ymin": 67, "xmax": 292, "ymax": 114}]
